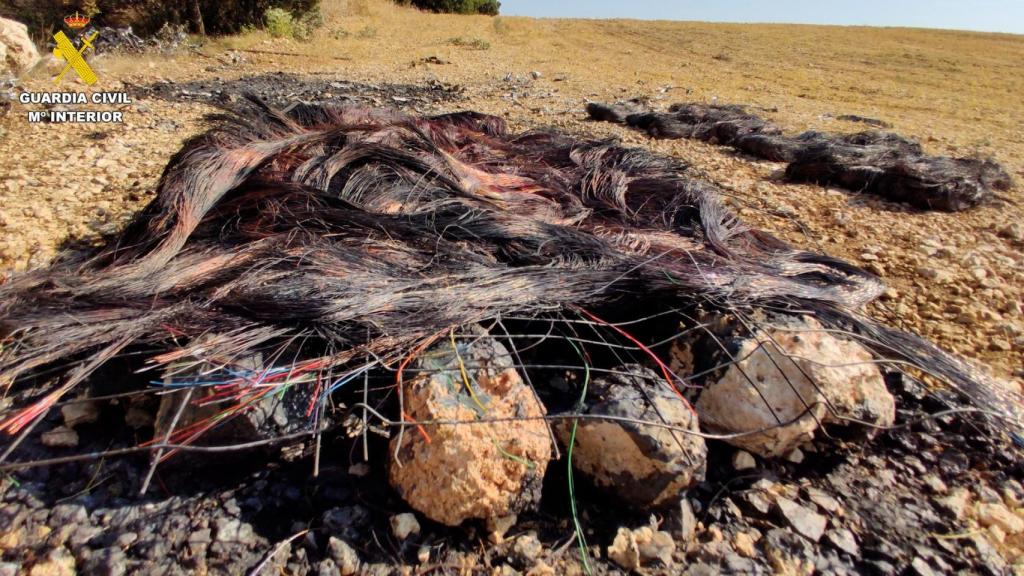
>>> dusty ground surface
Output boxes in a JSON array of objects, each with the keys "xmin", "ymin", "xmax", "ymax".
[{"xmin": 1, "ymin": 1, "xmax": 1024, "ymax": 574}]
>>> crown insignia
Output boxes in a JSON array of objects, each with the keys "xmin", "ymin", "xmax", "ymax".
[{"xmin": 64, "ymin": 12, "xmax": 90, "ymax": 29}]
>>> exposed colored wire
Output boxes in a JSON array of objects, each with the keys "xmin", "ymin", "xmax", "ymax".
[
  {"xmin": 575, "ymin": 306, "xmax": 694, "ymax": 414},
  {"xmin": 566, "ymin": 339, "xmax": 593, "ymax": 575},
  {"xmin": 396, "ymin": 333, "xmax": 447, "ymax": 446},
  {"xmin": 450, "ymin": 329, "xmax": 488, "ymax": 414},
  {"xmin": 492, "ymin": 440, "xmax": 535, "ymax": 469},
  {"xmin": 0, "ymin": 385, "xmax": 71, "ymax": 435}
]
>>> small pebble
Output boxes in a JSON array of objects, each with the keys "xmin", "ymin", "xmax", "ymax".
[
  {"xmin": 732, "ymin": 450, "xmax": 757, "ymax": 471},
  {"xmin": 390, "ymin": 513, "xmax": 421, "ymax": 541}
]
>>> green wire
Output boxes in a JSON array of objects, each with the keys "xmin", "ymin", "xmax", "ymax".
[
  {"xmin": 493, "ymin": 440, "xmax": 536, "ymax": 469},
  {"xmin": 566, "ymin": 340, "xmax": 593, "ymax": 575}
]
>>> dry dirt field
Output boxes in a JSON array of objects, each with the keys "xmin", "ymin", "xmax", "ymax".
[{"xmin": 1, "ymin": 1, "xmax": 1024, "ymax": 573}]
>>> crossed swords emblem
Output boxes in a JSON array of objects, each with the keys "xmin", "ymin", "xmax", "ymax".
[{"xmin": 52, "ymin": 30, "xmax": 99, "ymax": 85}]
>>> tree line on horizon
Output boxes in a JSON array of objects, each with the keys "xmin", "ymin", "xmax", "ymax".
[{"xmin": 0, "ymin": 0, "xmax": 498, "ymax": 41}]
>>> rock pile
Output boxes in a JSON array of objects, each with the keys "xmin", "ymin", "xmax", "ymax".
[
  {"xmin": 382, "ymin": 315, "xmax": 898, "ymax": 525},
  {"xmin": 607, "ymin": 519, "xmax": 677, "ymax": 571},
  {"xmin": 0, "ymin": 18, "xmax": 39, "ymax": 76}
]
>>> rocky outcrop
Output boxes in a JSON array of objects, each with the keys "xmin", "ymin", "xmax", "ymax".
[
  {"xmin": 389, "ymin": 335, "xmax": 552, "ymax": 526},
  {"xmin": 694, "ymin": 316, "xmax": 895, "ymax": 457},
  {"xmin": 558, "ymin": 364, "xmax": 706, "ymax": 508},
  {"xmin": 0, "ymin": 18, "xmax": 39, "ymax": 75}
]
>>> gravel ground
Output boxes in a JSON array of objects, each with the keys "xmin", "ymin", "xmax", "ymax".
[{"xmin": 1, "ymin": 361, "xmax": 1021, "ymax": 575}]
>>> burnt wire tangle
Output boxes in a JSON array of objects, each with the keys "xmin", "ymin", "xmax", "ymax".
[
  {"xmin": 834, "ymin": 114, "xmax": 892, "ymax": 128},
  {"xmin": 587, "ymin": 101, "xmax": 1013, "ymax": 211},
  {"xmin": 0, "ymin": 95, "xmax": 1021, "ymax": 478}
]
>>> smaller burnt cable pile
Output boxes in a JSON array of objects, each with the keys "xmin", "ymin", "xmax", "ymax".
[
  {"xmin": 0, "ymin": 96, "xmax": 1021, "ymax": 474},
  {"xmin": 587, "ymin": 100, "xmax": 1013, "ymax": 212}
]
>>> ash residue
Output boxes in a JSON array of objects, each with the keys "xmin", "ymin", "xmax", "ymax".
[{"xmin": 128, "ymin": 73, "xmax": 465, "ymax": 109}]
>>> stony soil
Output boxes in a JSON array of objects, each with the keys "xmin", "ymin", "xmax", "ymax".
[
  {"xmin": 2, "ymin": 2, "xmax": 1024, "ymax": 574},
  {"xmin": 2, "ymin": 367, "xmax": 1022, "ymax": 575}
]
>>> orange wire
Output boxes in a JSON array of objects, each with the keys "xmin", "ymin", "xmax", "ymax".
[{"xmin": 395, "ymin": 331, "xmax": 448, "ymax": 444}]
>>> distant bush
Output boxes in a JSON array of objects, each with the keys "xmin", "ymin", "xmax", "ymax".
[
  {"xmin": 447, "ymin": 36, "xmax": 490, "ymax": 50},
  {"xmin": 265, "ymin": 7, "xmax": 295, "ymax": 38},
  {"xmin": 396, "ymin": 0, "xmax": 500, "ymax": 16},
  {"xmin": 267, "ymin": 5, "xmax": 322, "ymax": 40}
]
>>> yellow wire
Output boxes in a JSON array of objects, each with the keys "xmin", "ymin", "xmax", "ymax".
[
  {"xmin": 449, "ymin": 329, "xmax": 488, "ymax": 413},
  {"xmin": 448, "ymin": 330, "xmax": 533, "ymax": 469}
]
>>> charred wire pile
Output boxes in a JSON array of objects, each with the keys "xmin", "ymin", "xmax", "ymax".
[
  {"xmin": 1, "ymin": 97, "xmax": 1022, "ymax": 555},
  {"xmin": 587, "ymin": 100, "xmax": 1012, "ymax": 212}
]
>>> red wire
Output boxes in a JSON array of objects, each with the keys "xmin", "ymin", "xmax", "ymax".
[
  {"xmin": 395, "ymin": 331, "xmax": 448, "ymax": 445},
  {"xmin": 575, "ymin": 307, "xmax": 695, "ymax": 414}
]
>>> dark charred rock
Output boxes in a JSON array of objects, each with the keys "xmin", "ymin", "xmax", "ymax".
[
  {"xmin": 557, "ymin": 364, "xmax": 706, "ymax": 508},
  {"xmin": 322, "ymin": 506, "xmax": 371, "ymax": 541}
]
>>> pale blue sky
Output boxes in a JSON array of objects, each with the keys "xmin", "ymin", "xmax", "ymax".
[{"xmin": 500, "ymin": 0, "xmax": 1024, "ymax": 35}]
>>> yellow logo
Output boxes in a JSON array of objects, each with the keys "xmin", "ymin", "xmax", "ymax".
[{"xmin": 53, "ymin": 30, "xmax": 99, "ymax": 85}]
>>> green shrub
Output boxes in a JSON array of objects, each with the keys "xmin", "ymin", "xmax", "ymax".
[
  {"xmin": 203, "ymin": 0, "xmax": 321, "ymax": 34},
  {"xmin": 265, "ymin": 7, "xmax": 295, "ymax": 38},
  {"xmin": 447, "ymin": 36, "xmax": 490, "ymax": 50},
  {"xmin": 292, "ymin": 7, "xmax": 323, "ymax": 40},
  {"xmin": 396, "ymin": 0, "xmax": 500, "ymax": 16},
  {"xmin": 356, "ymin": 25, "xmax": 377, "ymax": 39},
  {"xmin": 264, "ymin": 5, "xmax": 322, "ymax": 40},
  {"xmin": 293, "ymin": 21, "xmax": 312, "ymax": 40}
]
